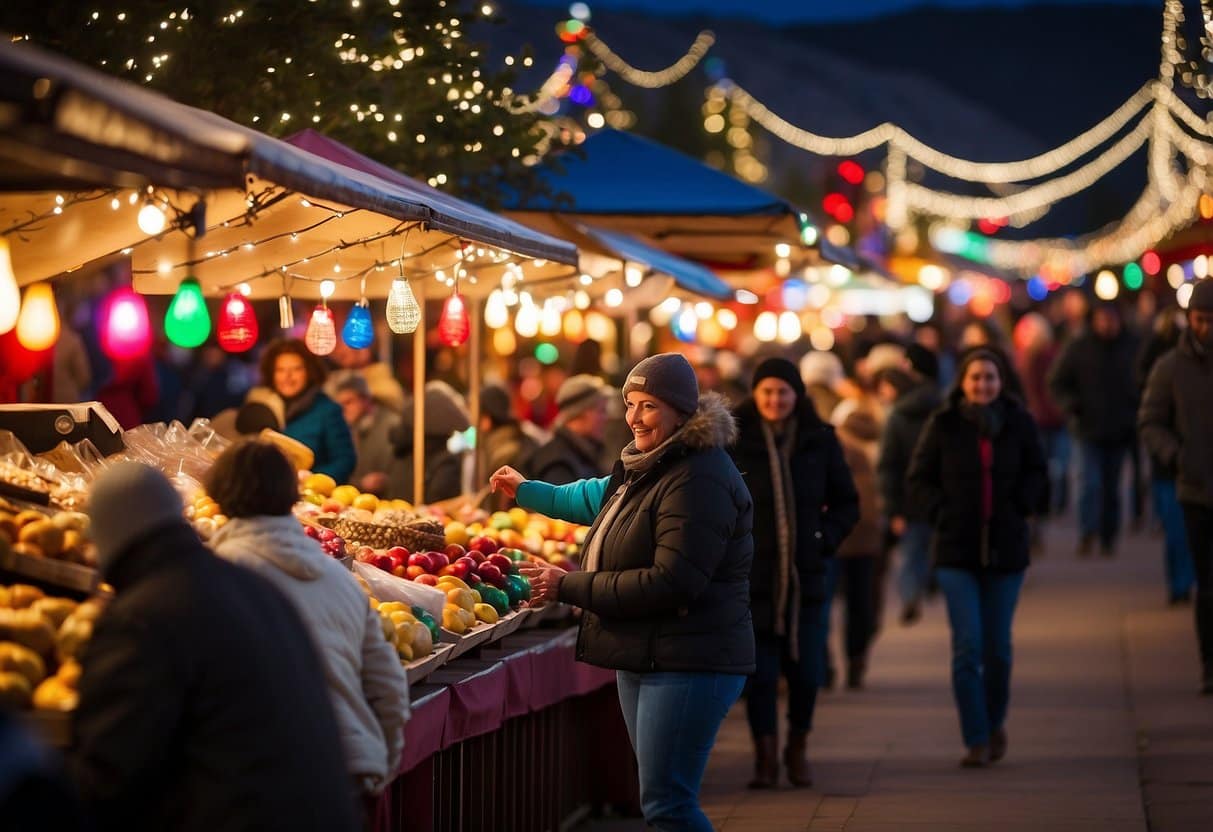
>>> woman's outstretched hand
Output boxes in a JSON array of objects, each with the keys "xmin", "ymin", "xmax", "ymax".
[
  {"xmin": 518, "ymin": 560, "xmax": 565, "ymax": 606},
  {"xmin": 489, "ymin": 465, "xmax": 525, "ymax": 499}
]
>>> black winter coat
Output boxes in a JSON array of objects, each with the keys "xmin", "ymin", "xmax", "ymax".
[
  {"xmin": 730, "ymin": 399, "xmax": 860, "ymax": 632},
  {"xmin": 1048, "ymin": 330, "xmax": 1140, "ymax": 443},
  {"xmin": 73, "ymin": 524, "xmax": 360, "ymax": 832},
  {"xmin": 558, "ymin": 394, "xmax": 756, "ymax": 674},
  {"xmin": 1139, "ymin": 332, "xmax": 1213, "ymax": 508},
  {"xmin": 528, "ymin": 427, "xmax": 607, "ymax": 485},
  {"xmin": 877, "ymin": 381, "xmax": 942, "ymax": 521},
  {"xmin": 907, "ymin": 395, "xmax": 1047, "ymax": 573}
]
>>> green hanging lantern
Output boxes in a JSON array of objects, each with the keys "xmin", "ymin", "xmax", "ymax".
[{"xmin": 165, "ymin": 277, "xmax": 211, "ymax": 348}]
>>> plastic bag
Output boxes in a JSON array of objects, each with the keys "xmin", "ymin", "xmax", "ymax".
[{"xmin": 352, "ymin": 560, "xmax": 445, "ymax": 620}]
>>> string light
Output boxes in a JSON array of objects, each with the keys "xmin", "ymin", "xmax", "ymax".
[
  {"xmin": 583, "ymin": 29, "xmax": 716, "ymax": 88},
  {"xmin": 137, "ymin": 198, "xmax": 167, "ymax": 235},
  {"xmin": 438, "ymin": 290, "xmax": 470, "ymax": 346},
  {"xmin": 100, "ymin": 287, "xmax": 152, "ymax": 360},
  {"xmin": 15, "ymin": 283, "xmax": 60, "ymax": 351}
]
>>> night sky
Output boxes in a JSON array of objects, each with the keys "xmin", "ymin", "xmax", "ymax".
[{"xmin": 525, "ymin": 0, "xmax": 1159, "ymax": 24}]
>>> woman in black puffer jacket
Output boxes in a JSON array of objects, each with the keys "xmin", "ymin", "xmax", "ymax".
[
  {"xmin": 730, "ymin": 358, "xmax": 859, "ymax": 789},
  {"xmin": 492, "ymin": 353, "xmax": 754, "ymax": 832},
  {"xmin": 907, "ymin": 348, "xmax": 1046, "ymax": 768}
]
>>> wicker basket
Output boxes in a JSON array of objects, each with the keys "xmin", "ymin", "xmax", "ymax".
[
  {"xmin": 395, "ymin": 518, "xmax": 447, "ymax": 554},
  {"xmin": 330, "ymin": 516, "xmax": 408, "ymax": 550}
]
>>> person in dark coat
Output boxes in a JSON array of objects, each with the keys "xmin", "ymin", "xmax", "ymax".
[
  {"xmin": 877, "ymin": 359, "xmax": 942, "ymax": 625},
  {"xmin": 478, "ymin": 383, "xmax": 543, "ymax": 511},
  {"xmin": 1139, "ymin": 280, "xmax": 1213, "ymax": 694},
  {"xmin": 491, "ymin": 353, "xmax": 754, "ymax": 832},
  {"xmin": 72, "ymin": 462, "xmax": 360, "ymax": 832},
  {"xmin": 1048, "ymin": 302, "xmax": 1140, "ymax": 556},
  {"xmin": 256, "ymin": 339, "xmax": 356, "ymax": 482},
  {"xmin": 730, "ymin": 358, "xmax": 859, "ymax": 789},
  {"xmin": 527, "ymin": 374, "xmax": 610, "ymax": 485},
  {"xmin": 388, "ymin": 380, "xmax": 470, "ymax": 503},
  {"xmin": 1136, "ymin": 308, "xmax": 1195, "ymax": 605},
  {"xmin": 908, "ymin": 349, "xmax": 1047, "ymax": 768}
]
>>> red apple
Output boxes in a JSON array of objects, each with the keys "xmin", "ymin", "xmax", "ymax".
[
  {"xmin": 478, "ymin": 563, "xmax": 508, "ymax": 588},
  {"xmin": 405, "ymin": 565, "xmax": 426, "ymax": 580},
  {"xmin": 468, "ymin": 536, "xmax": 499, "ymax": 555},
  {"xmin": 439, "ymin": 562, "xmax": 469, "ymax": 579},
  {"xmin": 371, "ymin": 553, "xmax": 394, "ymax": 572},
  {"xmin": 487, "ymin": 554, "xmax": 514, "ymax": 574},
  {"xmin": 415, "ymin": 573, "xmax": 439, "ymax": 587},
  {"xmin": 355, "ymin": 546, "xmax": 376, "ymax": 562},
  {"xmin": 429, "ymin": 552, "xmax": 450, "ymax": 571},
  {"xmin": 465, "ymin": 572, "xmax": 483, "ymax": 588},
  {"xmin": 407, "ymin": 552, "xmax": 435, "ymax": 573},
  {"xmin": 466, "ymin": 550, "xmax": 487, "ymax": 564},
  {"xmin": 387, "ymin": 545, "xmax": 410, "ymax": 561},
  {"xmin": 444, "ymin": 543, "xmax": 467, "ymax": 560}
]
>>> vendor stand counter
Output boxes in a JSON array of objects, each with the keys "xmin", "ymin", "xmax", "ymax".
[{"xmin": 375, "ymin": 624, "xmax": 639, "ymax": 832}]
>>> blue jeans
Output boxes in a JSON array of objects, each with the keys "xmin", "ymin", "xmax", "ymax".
[
  {"xmin": 897, "ymin": 521, "xmax": 934, "ymax": 607},
  {"xmin": 747, "ymin": 603, "xmax": 826, "ymax": 737},
  {"xmin": 1152, "ymin": 479, "xmax": 1194, "ymax": 597},
  {"xmin": 1041, "ymin": 428, "xmax": 1071, "ymax": 514},
  {"xmin": 617, "ymin": 671, "xmax": 745, "ymax": 832},
  {"xmin": 822, "ymin": 556, "xmax": 876, "ymax": 662},
  {"xmin": 936, "ymin": 568, "xmax": 1025, "ymax": 748},
  {"xmin": 1078, "ymin": 440, "xmax": 1130, "ymax": 545}
]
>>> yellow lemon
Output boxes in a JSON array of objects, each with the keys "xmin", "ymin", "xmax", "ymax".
[
  {"xmin": 508, "ymin": 507, "xmax": 529, "ymax": 529},
  {"xmin": 303, "ymin": 473, "xmax": 337, "ymax": 497},
  {"xmin": 331, "ymin": 485, "xmax": 360, "ymax": 507},
  {"xmin": 444, "ymin": 521, "xmax": 469, "ymax": 546},
  {"xmin": 352, "ymin": 492, "xmax": 379, "ymax": 511},
  {"xmin": 473, "ymin": 603, "xmax": 499, "ymax": 624}
]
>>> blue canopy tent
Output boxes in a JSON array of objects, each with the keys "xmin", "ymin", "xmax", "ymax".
[{"xmin": 502, "ymin": 129, "xmax": 860, "ymax": 273}]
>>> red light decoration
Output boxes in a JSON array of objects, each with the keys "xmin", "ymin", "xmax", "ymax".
[
  {"xmin": 1141, "ymin": 250, "xmax": 1161, "ymax": 276},
  {"xmin": 837, "ymin": 160, "xmax": 865, "ymax": 185},
  {"xmin": 100, "ymin": 287, "xmax": 152, "ymax": 360},
  {"xmin": 823, "ymin": 192, "xmax": 846, "ymax": 214},
  {"xmin": 833, "ymin": 202, "xmax": 855, "ymax": 224},
  {"xmin": 439, "ymin": 292, "xmax": 470, "ymax": 347},
  {"xmin": 217, "ymin": 292, "xmax": 259, "ymax": 353}
]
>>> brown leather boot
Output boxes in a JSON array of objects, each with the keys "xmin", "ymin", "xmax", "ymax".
[
  {"xmin": 747, "ymin": 735, "xmax": 779, "ymax": 789},
  {"xmin": 783, "ymin": 732, "xmax": 812, "ymax": 787}
]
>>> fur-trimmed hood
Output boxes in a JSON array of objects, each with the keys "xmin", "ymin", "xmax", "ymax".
[{"xmin": 677, "ymin": 392, "xmax": 738, "ymax": 451}]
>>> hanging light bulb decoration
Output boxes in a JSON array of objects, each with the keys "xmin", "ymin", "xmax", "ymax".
[
  {"xmin": 165, "ymin": 277, "xmax": 211, "ymax": 348},
  {"xmin": 0, "ymin": 237, "xmax": 20, "ymax": 335},
  {"xmin": 386, "ymin": 277, "xmax": 421, "ymax": 334},
  {"xmin": 100, "ymin": 286, "xmax": 152, "ymax": 360},
  {"xmin": 305, "ymin": 280, "xmax": 338, "ymax": 355},
  {"xmin": 438, "ymin": 290, "xmax": 470, "ymax": 347},
  {"xmin": 278, "ymin": 293, "xmax": 295, "ymax": 329},
  {"xmin": 515, "ymin": 294, "xmax": 540, "ymax": 338},
  {"xmin": 484, "ymin": 289, "xmax": 509, "ymax": 329},
  {"xmin": 217, "ymin": 291, "xmax": 259, "ymax": 353},
  {"xmin": 137, "ymin": 198, "xmax": 167, "ymax": 235},
  {"xmin": 15, "ymin": 282, "xmax": 60, "ymax": 351},
  {"xmin": 343, "ymin": 300, "xmax": 375, "ymax": 349}
]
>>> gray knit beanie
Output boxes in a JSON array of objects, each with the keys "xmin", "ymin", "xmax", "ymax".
[
  {"xmin": 555, "ymin": 375, "xmax": 607, "ymax": 426},
  {"xmin": 1191, "ymin": 278, "xmax": 1213, "ymax": 312},
  {"xmin": 88, "ymin": 462, "xmax": 186, "ymax": 575},
  {"xmin": 622, "ymin": 353, "xmax": 699, "ymax": 415}
]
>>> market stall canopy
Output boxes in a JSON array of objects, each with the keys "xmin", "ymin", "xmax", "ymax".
[
  {"xmin": 0, "ymin": 40, "xmax": 578, "ymax": 301},
  {"xmin": 577, "ymin": 223, "xmax": 735, "ymax": 302},
  {"xmin": 500, "ymin": 129, "xmax": 855, "ymax": 271}
]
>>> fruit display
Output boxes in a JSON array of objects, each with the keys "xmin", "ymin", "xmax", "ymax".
[
  {"xmin": 184, "ymin": 491, "xmax": 229, "ymax": 541},
  {"xmin": 302, "ymin": 523, "xmax": 350, "ymax": 559},
  {"xmin": 449, "ymin": 508, "xmax": 585, "ymax": 573},
  {"xmin": 373, "ymin": 600, "xmax": 438, "ymax": 663},
  {"xmin": 0, "ymin": 583, "xmax": 103, "ymax": 711},
  {"xmin": 0, "ymin": 502, "xmax": 97, "ymax": 567},
  {"xmin": 0, "ymin": 459, "xmax": 86, "ymax": 511}
]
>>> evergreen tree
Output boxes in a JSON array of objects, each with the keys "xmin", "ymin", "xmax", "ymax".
[{"xmin": 2, "ymin": 0, "xmax": 547, "ymax": 205}]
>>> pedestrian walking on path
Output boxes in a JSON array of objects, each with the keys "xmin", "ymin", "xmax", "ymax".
[
  {"xmin": 730, "ymin": 357, "xmax": 859, "ymax": 788},
  {"xmin": 908, "ymin": 348, "xmax": 1047, "ymax": 767},
  {"xmin": 1139, "ymin": 279, "xmax": 1213, "ymax": 694},
  {"xmin": 493, "ymin": 353, "xmax": 755, "ymax": 832}
]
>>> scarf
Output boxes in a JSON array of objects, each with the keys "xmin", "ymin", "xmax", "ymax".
[
  {"xmin": 761, "ymin": 419, "xmax": 801, "ymax": 660},
  {"xmin": 581, "ymin": 421, "xmax": 692, "ymax": 573},
  {"xmin": 282, "ymin": 385, "xmax": 321, "ymax": 424}
]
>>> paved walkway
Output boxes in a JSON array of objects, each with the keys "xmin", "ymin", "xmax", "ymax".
[{"xmin": 580, "ymin": 519, "xmax": 1213, "ymax": 831}]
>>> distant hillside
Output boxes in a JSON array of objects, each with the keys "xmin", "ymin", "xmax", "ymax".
[{"xmin": 488, "ymin": 3, "xmax": 1186, "ymax": 235}]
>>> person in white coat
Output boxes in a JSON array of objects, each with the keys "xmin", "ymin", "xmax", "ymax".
[{"xmin": 206, "ymin": 440, "xmax": 409, "ymax": 800}]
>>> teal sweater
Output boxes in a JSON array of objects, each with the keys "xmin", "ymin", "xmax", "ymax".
[{"xmin": 516, "ymin": 476, "xmax": 609, "ymax": 525}]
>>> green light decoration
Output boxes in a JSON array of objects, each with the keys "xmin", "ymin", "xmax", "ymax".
[
  {"xmin": 165, "ymin": 277, "xmax": 211, "ymax": 348},
  {"xmin": 1123, "ymin": 262, "xmax": 1144, "ymax": 291},
  {"xmin": 534, "ymin": 342, "xmax": 560, "ymax": 365}
]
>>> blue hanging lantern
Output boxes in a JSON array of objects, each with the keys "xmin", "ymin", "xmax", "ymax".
[{"xmin": 342, "ymin": 299, "xmax": 374, "ymax": 349}]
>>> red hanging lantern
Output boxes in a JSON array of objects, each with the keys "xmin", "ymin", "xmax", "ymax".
[
  {"xmin": 438, "ymin": 291, "xmax": 470, "ymax": 347},
  {"xmin": 217, "ymin": 291, "xmax": 259, "ymax": 353}
]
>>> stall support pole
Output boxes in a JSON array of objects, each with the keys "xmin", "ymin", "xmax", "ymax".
[
  {"xmin": 468, "ymin": 296, "xmax": 483, "ymax": 491},
  {"xmin": 413, "ymin": 283, "xmax": 427, "ymax": 505}
]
